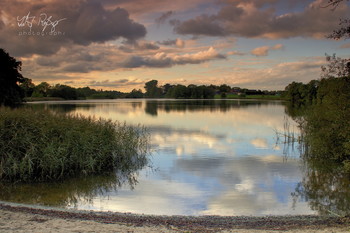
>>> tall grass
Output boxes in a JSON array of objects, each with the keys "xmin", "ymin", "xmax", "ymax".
[{"xmin": 0, "ymin": 107, "xmax": 149, "ymax": 182}]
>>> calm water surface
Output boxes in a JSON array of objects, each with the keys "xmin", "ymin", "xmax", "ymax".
[{"xmin": 1, "ymin": 99, "xmax": 317, "ymax": 216}]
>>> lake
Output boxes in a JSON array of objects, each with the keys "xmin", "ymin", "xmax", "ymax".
[{"xmin": 0, "ymin": 99, "xmax": 344, "ymax": 216}]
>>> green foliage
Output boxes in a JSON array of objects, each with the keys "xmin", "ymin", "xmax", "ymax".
[
  {"xmin": 302, "ymin": 78, "xmax": 350, "ymax": 165},
  {"xmin": 76, "ymin": 87, "xmax": 98, "ymax": 98},
  {"xmin": 219, "ymin": 84, "xmax": 231, "ymax": 94},
  {"xmin": 32, "ymin": 82, "xmax": 51, "ymax": 97},
  {"xmin": 284, "ymin": 76, "xmax": 350, "ymax": 173},
  {"xmin": 165, "ymin": 84, "xmax": 215, "ymax": 99},
  {"xmin": 144, "ymin": 80, "xmax": 162, "ymax": 98},
  {"xmin": 284, "ymin": 80, "xmax": 319, "ymax": 105},
  {"xmin": 88, "ymin": 90, "xmax": 124, "ymax": 99},
  {"xmin": 0, "ymin": 48, "xmax": 25, "ymax": 106},
  {"xmin": 125, "ymin": 89, "xmax": 144, "ymax": 98},
  {"xmin": 216, "ymin": 94, "xmax": 283, "ymax": 100},
  {"xmin": 22, "ymin": 79, "xmax": 281, "ymax": 101},
  {"xmin": 0, "ymin": 108, "xmax": 149, "ymax": 182},
  {"xmin": 19, "ymin": 78, "xmax": 35, "ymax": 98},
  {"xmin": 50, "ymin": 84, "xmax": 78, "ymax": 100},
  {"xmin": 24, "ymin": 83, "xmax": 125, "ymax": 100}
]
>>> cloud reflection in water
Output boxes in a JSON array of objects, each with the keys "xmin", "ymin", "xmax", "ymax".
[{"xmin": 26, "ymin": 100, "xmax": 311, "ymax": 216}]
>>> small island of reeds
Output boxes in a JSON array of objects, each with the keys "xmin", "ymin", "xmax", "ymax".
[{"xmin": 0, "ymin": 107, "xmax": 149, "ymax": 182}]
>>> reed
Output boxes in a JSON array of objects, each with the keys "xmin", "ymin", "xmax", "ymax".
[{"xmin": 0, "ymin": 107, "xmax": 150, "ymax": 182}]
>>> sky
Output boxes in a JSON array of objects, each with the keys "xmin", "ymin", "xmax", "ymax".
[{"xmin": 0, "ymin": 0, "xmax": 350, "ymax": 92}]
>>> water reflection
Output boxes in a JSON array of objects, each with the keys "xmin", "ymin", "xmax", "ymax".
[
  {"xmin": 288, "ymin": 98, "xmax": 350, "ymax": 216},
  {"xmin": 292, "ymin": 164, "xmax": 350, "ymax": 217},
  {"xmin": 0, "ymin": 143, "xmax": 148, "ymax": 208},
  {"xmin": 176, "ymin": 155, "xmax": 309, "ymax": 215},
  {"xmin": 7, "ymin": 99, "xmax": 324, "ymax": 215},
  {"xmin": 144, "ymin": 99, "xmax": 283, "ymax": 116},
  {"xmin": 27, "ymin": 99, "xmax": 284, "ymax": 115}
]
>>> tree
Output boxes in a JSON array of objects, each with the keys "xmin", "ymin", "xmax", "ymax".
[
  {"xmin": 325, "ymin": 0, "xmax": 350, "ymax": 39},
  {"xmin": 0, "ymin": 48, "xmax": 25, "ymax": 106},
  {"xmin": 323, "ymin": 0, "xmax": 349, "ymax": 9},
  {"xmin": 50, "ymin": 84, "xmax": 78, "ymax": 100},
  {"xmin": 126, "ymin": 89, "xmax": 144, "ymax": 98},
  {"xmin": 76, "ymin": 86, "xmax": 98, "ymax": 98},
  {"xmin": 32, "ymin": 82, "xmax": 51, "ymax": 97},
  {"xmin": 162, "ymin": 83, "xmax": 173, "ymax": 96},
  {"xmin": 219, "ymin": 84, "xmax": 231, "ymax": 93},
  {"xmin": 19, "ymin": 78, "xmax": 35, "ymax": 97},
  {"xmin": 321, "ymin": 54, "xmax": 350, "ymax": 79},
  {"xmin": 144, "ymin": 80, "xmax": 162, "ymax": 98},
  {"xmin": 320, "ymin": 1, "xmax": 350, "ymax": 87}
]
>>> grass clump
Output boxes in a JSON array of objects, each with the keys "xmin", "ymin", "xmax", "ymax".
[{"xmin": 0, "ymin": 107, "xmax": 149, "ymax": 182}]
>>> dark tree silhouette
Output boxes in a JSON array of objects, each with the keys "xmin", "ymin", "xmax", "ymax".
[
  {"xmin": 0, "ymin": 48, "xmax": 25, "ymax": 106},
  {"xmin": 144, "ymin": 80, "xmax": 162, "ymax": 98},
  {"xmin": 324, "ymin": 0, "xmax": 350, "ymax": 39},
  {"xmin": 321, "ymin": 54, "xmax": 350, "ymax": 78},
  {"xmin": 323, "ymin": 0, "xmax": 349, "ymax": 9}
]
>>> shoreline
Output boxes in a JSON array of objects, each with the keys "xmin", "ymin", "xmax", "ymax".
[
  {"xmin": 24, "ymin": 97, "xmax": 286, "ymax": 102},
  {"xmin": 1, "ymin": 202, "xmax": 349, "ymax": 232}
]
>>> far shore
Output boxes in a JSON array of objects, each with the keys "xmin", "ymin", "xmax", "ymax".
[
  {"xmin": 24, "ymin": 96, "xmax": 286, "ymax": 102},
  {"xmin": 0, "ymin": 202, "xmax": 349, "ymax": 232}
]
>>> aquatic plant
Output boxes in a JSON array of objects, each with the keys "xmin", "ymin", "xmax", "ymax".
[{"xmin": 0, "ymin": 107, "xmax": 150, "ymax": 182}]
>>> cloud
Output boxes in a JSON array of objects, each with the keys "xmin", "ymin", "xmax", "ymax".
[
  {"xmin": 135, "ymin": 42, "xmax": 160, "ymax": 50},
  {"xmin": 157, "ymin": 38, "xmax": 185, "ymax": 48},
  {"xmin": 173, "ymin": 15, "xmax": 227, "ymax": 36},
  {"xmin": 251, "ymin": 46, "xmax": 270, "ymax": 57},
  {"xmin": 173, "ymin": 155, "xmax": 305, "ymax": 215},
  {"xmin": 163, "ymin": 56, "xmax": 325, "ymax": 90},
  {"xmin": 123, "ymin": 47, "xmax": 226, "ymax": 68},
  {"xmin": 227, "ymin": 51, "xmax": 245, "ymax": 56},
  {"xmin": 107, "ymin": 0, "xmax": 210, "ymax": 17},
  {"xmin": 31, "ymin": 45, "xmax": 117, "ymax": 73},
  {"xmin": 271, "ymin": 44, "xmax": 284, "ymax": 50},
  {"xmin": 340, "ymin": 43, "xmax": 350, "ymax": 49},
  {"xmin": 88, "ymin": 78, "xmax": 145, "ymax": 88},
  {"xmin": 155, "ymin": 11, "xmax": 175, "ymax": 25},
  {"xmin": 172, "ymin": 0, "xmax": 350, "ymax": 39},
  {"xmin": 0, "ymin": 0, "xmax": 146, "ymax": 56},
  {"xmin": 251, "ymin": 44, "xmax": 284, "ymax": 56},
  {"xmin": 251, "ymin": 138, "xmax": 269, "ymax": 149}
]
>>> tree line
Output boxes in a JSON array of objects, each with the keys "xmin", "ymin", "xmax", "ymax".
[
  {"xmin": 19, "ymin": 78, "xmax": 281, "ymax": 101},
  {"xmin": 143, "ymin": 79, "xmax": 281, "ymax": 99},
  {"xmin": 20, "ymin": 80, "xmax": 126, "ymax": 100},
  {"xmin": 284, "ymin": 54, "xmax": 350, "ymax": 106}
]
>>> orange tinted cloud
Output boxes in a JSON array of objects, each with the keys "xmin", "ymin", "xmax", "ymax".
[{"xmin": 251, "ymin": 44, "xmax": 284, "ymax": 56}]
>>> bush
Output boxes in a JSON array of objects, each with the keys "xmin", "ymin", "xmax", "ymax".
[
  {"xmin": 299, "ymin": 78, "xmax": 350, "ymax": 172},
  {"xmin": 0, "ymin": 108, "xmax": 149, "ymax": 182}
]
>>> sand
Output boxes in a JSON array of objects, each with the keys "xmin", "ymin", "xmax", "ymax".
[{"xmin": 0, "ymin": 203, "xmax": 349, "ymax": 233}]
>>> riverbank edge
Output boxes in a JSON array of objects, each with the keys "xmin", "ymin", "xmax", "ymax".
[
  {"xmin": 24, "ymin": 97, "xmax": 287, "ymax": 102},
  {"xmin": 1, "ymin": 202, "xmax": 349, "ymax": 232}
]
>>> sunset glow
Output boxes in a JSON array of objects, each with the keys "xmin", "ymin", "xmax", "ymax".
[{"xmin": 1, "ymin": 0, "xmax": 349, "ymax": 91}]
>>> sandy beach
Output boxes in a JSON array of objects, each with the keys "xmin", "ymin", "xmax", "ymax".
[{"xmin": 1, "ymin": 202, "xmax": 350, "ymax": 232}]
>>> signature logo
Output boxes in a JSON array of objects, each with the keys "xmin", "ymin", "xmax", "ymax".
[{"xmin": 17, "ymin": 12, "xmax": 66, "ymax": 36}]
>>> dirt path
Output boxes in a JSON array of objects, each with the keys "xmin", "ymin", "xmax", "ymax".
[{"xmin": 0, "ymin": 203, "xmax": 349, "ymax": 232}]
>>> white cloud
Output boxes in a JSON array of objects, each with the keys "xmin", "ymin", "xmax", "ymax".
[{"xmin": 251, "ymin": 138, "xmax": 269, "ymax": 149}]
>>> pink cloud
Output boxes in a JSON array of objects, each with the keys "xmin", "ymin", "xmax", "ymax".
[{"xmin": 251, "ymin": 44, "xmax": 284, "ymax": 56}]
